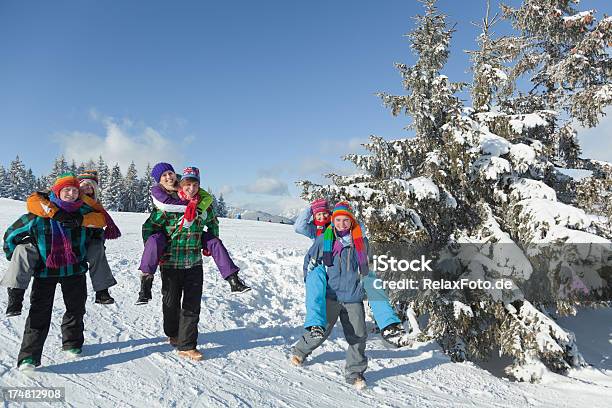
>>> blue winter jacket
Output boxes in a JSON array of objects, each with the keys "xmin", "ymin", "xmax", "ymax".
[
  {"xmin": 294, "ymin": 206, "xmax": 316, "ymax": 239},
  {"xmin": 303, "ymin": 233, "xmax": 368, "ymax": 303}
]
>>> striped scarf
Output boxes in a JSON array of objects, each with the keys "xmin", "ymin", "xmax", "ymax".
[
  {"xmin": 322, "ymin": 224, "xmax": 368, "ymax": 276},
  {"xmin": 46, "ymin": 193, "xmax": 83, "ymax": 268},
  {"xmin": 80, "ymin": 194, "xmax": 121, "ymax": 239}
]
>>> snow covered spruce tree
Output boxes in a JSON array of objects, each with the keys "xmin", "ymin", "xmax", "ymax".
[
  {"xmin": 139, "ymin": 163, "xmax": 155, "ymax": 213},
  {"xmin": 103, "ymin": 163, "xmax": 125, "ymax": 211},
  {"xmin": 122, "ymin": 161, "xmax": 140, "ymax": 212},
  {"xmin": 7, "ymin": 156, "xmax": 32, "ymax": 200},
  {"xmin": 298, "ymin": 0, "xmax": 611, "ymax": 382},
  {"xmin": 46, "ymin": 155, "xmax": 69, "ymax": 187},
  {"xmin": 0, "ymin": 165, "xmax": 8, "ymax": 198},
  {"xmin": 217, "ymin": 193, "xmax": 228, "ymax": 218},
  {"xmin": 96, "ymin": 155, "xmax": 110, "ymax": 199}
]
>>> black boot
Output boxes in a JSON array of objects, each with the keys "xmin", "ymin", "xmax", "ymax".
[
  {"xmin": 136, "ymin": 274, "xmax": 154, "ymax": 305},
  {"xmin": 308, "ymin": 325, "xmax": 325, "ymax": 339},
  {"xmin": 225, "ymin": 273, "xmax": 251, "ymax": 294},
  {"xmin": 6, "ymin": 288, "xmax": 25, "ymax": 317},
  {"xmin": 95, "ymin": 289, "xmax": 115, "ymax": 304}
]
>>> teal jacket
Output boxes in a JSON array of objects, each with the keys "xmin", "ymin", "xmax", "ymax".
[{"xmin": 3, "ymin": 208, "xmax": 95, "ymax": 278}]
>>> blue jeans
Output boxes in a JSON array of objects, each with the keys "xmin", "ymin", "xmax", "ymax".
[{"xmin": 304, "ymin": 267, "xmax": 400, "ymax": 330}]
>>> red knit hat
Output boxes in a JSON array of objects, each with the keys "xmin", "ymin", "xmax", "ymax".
[{"xmin": 51, "ymin": 172, "xmax": 80, "ymax": 196}]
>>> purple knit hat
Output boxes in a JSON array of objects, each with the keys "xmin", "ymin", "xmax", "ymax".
[{"xmin": 151, "ymin": 162, "xmax": 175, "ymax": 183}]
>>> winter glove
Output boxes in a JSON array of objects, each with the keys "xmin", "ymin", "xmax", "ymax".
[
  {"xmin": 202, "ymin": 249, "xmax": 212, "ymax": 257},
  {"xmin": 53, "ymin": 209, "xmax": 84, "ymax": 228}
]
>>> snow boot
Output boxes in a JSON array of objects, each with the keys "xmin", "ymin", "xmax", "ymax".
[
  {"xmin": 226, "ymin": 273, "xmax": 251, "ymax": 294},
  {"xmin": 178, "ymin": 349, "xmax": 203, "ymax": 361},
  {"xmin": 381, "ymin": 323, "xmax": 412, "ymax": 348},
  {"xmin": 168, "ymin": 337, "xmax": 178, "ymax": 347},
  {"xmin": 64, "ymin": 347, "xmax": 82, "ymax": 357},
  {"xmin": 95, "ymin": 289, "xmax": 115, "ymax": 304},
  {"xmin": 290, "ymin": 355, "xmax": 303, "ymax": 367},
  {"xmin": 18, "ymin": 357, "xmax": 38, "ymax": 371},
  {"xmin": 135, "ymin": 274, "xmax": 154, "ymax": 305},
  {"xmin": 6, "ymin": 288, "xmax": 25, "ymax": 317},
  {"xmin": 308, "ymin": 326, "xmax": 325, "ymax": 339},
  {"xmin": 348, "ymin": 374, "xmax": 366, "ymax": 390}
]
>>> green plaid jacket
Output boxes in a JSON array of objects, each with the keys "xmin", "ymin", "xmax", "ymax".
[
  {"xmin": 3, "ymin": 211, "xmax": 94, "ymax": 278},
  {"xmin": 142, "ymin": 209, "xmax": 205, "ymax": 271}
]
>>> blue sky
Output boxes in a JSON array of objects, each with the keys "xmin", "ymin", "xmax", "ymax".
[{"xmin": 0, "ymin": 0, "xmax": 610, "ymax": 214}]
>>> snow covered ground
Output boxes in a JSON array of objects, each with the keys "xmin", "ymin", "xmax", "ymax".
[{"xmin": 0, "ymin": 198, "xmax": 610, "ymax": 407}]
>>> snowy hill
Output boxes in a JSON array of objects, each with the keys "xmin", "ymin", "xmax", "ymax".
[
  {"xmin": 226, "ymin": 206, "xmax": 294, "ymax": 224},
  {"xmin": 0, "ymin": 198, "xmax": 610, "ymax": 407}
]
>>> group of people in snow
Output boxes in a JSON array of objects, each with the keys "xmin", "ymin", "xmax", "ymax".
[{"xmin": 1, "ymin": 162, "xmax": 411, "ymax": 389}]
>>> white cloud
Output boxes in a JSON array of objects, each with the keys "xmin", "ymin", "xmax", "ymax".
[
  {"xmin": 56, "ymin": 116, "xmax": 184, "ymax": 174},
  {"xmin": 219, "ymin": 185, "xmax": 234, "ymax": 196},
  {"xmin": 577, "ymin": 107, "xmax": 612, "ymax": 163},
  {"xmin": 243, "ymin": 177, "xmax": 289, "ymax": 195}
]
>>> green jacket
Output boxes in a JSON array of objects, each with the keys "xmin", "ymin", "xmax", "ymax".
[
  {"xmin": 150, "ymin": 186, "xmax": 219, "ymax": 237},
  {"xmin": 3, "ymin": 210, "xmax": 95, "ymax": 278},
  {"xmin": 142, "ymin": 208, "xmax": 205, "ymax": 271}
]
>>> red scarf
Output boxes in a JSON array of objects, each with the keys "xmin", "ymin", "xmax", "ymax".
[
  {"xmin": 313, "ymin": 217, "xmax": 330, "ymax": 237},
  {"xmin": 177, "ymin": 190, "xmax": 201, "ymax": 230}
]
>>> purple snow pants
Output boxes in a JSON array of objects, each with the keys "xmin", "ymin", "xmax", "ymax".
[{"xmin": 139, "ymin": 231, "xmax": 240, "ymax": 279}]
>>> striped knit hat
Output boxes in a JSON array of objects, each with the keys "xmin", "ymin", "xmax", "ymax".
[
  {"xmin": 310, "ymin": 198, "xmax": 329, "ymax": 216},
  {"xmin": 78, "ymin": 170, "xmax": 99, "ymax": 184},
  {"xmin": 51, "ymin": 172, "xmax": 80, "ymax": 196},
  {"xmin": 322, "ymin": 201, "xmax": 369, "ymax": 276}
]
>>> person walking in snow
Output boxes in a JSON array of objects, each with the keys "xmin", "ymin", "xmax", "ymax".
[
  {"xmin": 3, "ymin": 173, "xmax": 97, "ymax": 370},
  {"xmin": 1, "ymin": 170, "xmax": 121, "ymax": 317},
  {"xmin": 136, "ymin": 162, "xmax": 249, "ymax": 305},
  {"xmin": 291, "ymin": 201, "xmax": 370, "ymax": 389},
  {"xmin": 294, "ymin": 199, "xmax": 411, "ymax": 348},
  {"xmin": 141, "ymin": 166, "xmax": 210, "ymax": 361}
]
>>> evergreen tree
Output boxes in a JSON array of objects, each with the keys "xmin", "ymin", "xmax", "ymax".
[
  {"xmin": 208, "ymin": 188, "xmax": 219, "ymax": 214},
  {"xmin": 96, "ymin": 156, "xmax": 110, "ymax": 199},
  {"xmin": 25, "ymin": 168, "xmax": 37, "ymax": 196},
  {"xmin": 83, "ymin": 159, "xmax": 97, "ymax": 173},
  {"xmin": 103, "ymin": 163, "xmax": 125, "ymax": 211},
  {"xmin": 122, "ymin": 161, "xmax": 139, "ymax": 212},
  {"xmin": 47, "ymin": 155, "xmax": 69, "ymax": 185},
  {"xmin": 34, "ymin": 175, "xmax": 47, "ymax": 192},
  {"xmin": 68, "ymin": 160, "xmax": 78, "ymax": 175},
  {"xmin": 299, "ymin": 0, "xmax": 611, "ymax": 382},
  {"xmin": 217, "ymin": 193, "xmax": 228, "ymax": 217},
  {"xmin": 0, "ymin": 165, "xmax": 8, "ymax": 198},
  {"xmin": 8, "ymin": 156, "xmax": 30, "ymax": 200},
  {"xmin": 139, "ymin": 163, "xmax": 155, "ymax": 212}
]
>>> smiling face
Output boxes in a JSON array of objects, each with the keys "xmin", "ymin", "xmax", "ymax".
[
  {"xmin": 59, "ymin": 186, "xmax": 80, "ymax": 202},
  {"xmin": 333, "ymin": 215, "xmax": 352, "ymax": 232},
  {"xmin": 180, "ymin": 179, "xmax": 200, "ymax": 199},
  {"xmin": 79, "ymin": 182, "xmax": 94, "ymax": 197},
  {"xmin": 159, "ymin": 170, "xmax": 177, "ymax": 191}
]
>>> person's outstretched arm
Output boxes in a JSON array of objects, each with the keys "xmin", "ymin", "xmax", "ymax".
[{"xmin": 294, "ymin": 206, "xmax": 315, "ymax": 239}]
